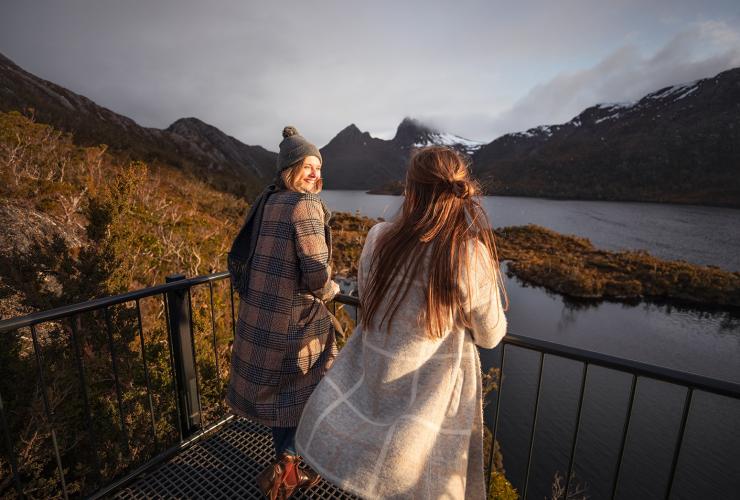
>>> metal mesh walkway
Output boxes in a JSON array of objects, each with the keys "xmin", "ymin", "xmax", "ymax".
[{"xmin": 114, "ymin": 418, "xmax": 358, "ymax": 500}]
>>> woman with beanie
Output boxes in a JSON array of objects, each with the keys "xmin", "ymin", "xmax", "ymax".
[
  {"xmin": 227, "ymin": 126, "xmax": 339, "ymax": 499},
  {"xmin": 295, "ymin": 146, "xmax": 508, "ymax": 499}
]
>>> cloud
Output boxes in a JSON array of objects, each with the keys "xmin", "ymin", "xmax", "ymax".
[
  {"xmin": 487, "ymin": 20, "xmax": 740, "ymax": 137},
  {"xmin": 2, "ymin": 2, "xmax": 739, "ymax": 148}
]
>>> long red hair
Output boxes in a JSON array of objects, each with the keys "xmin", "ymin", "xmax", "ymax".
[{"xmin": 361, "ymin": 146, "xmax": 507, "ymax": 339}]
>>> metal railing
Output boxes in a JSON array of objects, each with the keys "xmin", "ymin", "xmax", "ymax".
[
  {"xmin": 2, "ymin": 273, "xmax": 739, "ymax": 499},
  {"xmin": 0, "ymin": 272, "xmax": 238, "ymax": 499},
  {"xmin": 311, "ymin": 295, "xmax": 740, "ymax": 499},
  {"xmin": 487, "ymin": 335, "xmax": 740, "ymax": 500}
]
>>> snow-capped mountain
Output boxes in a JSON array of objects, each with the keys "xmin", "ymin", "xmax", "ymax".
[
  {"xmin": 394, "ymin": 117, "xmax": 483, "ymax": 156},
  {"xmin": 3, "ymin": 45, "xmax": 736, "ymax": 206},
  {"xmin": 321, "ymin": 117, "xmax": 482, "ymax": 190},
  {"xmin": 472, "ymin": 68, "xmax": 740, "ymax": 207},
  {"xmin": 412, "ymin": 132, "xmax": 483, "ymax": 155}
]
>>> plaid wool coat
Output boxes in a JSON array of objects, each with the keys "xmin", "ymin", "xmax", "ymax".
[{"xmin": 227, "ymin": 190, "xmax": 338, "ymax": 427}]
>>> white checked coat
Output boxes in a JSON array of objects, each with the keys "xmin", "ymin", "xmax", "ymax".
[{"xmin": 295, "ymin": 222, "xmax": 507, "ymax": 499}]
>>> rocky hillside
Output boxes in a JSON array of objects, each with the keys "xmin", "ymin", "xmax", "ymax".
[
  {"xmin": 166, "ymin": 117, "xmax": 276, "ymax": 179},
  {"xmin": 0, "ymin": 52, "xmax": 275, "ymax": 198},
  {"xmin": 473, "ymin": 67, "xmax": 740, "ymax": 207},
  {"xmin": 321, "ymin": 118, "xmax": 482, "ymax": 190},
  {"xmin": 4, "ymin": 49, "xmax": 737, "ymax": 206}
]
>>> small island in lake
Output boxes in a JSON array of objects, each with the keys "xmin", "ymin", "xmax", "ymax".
[
  {"xmin": 366, "ymin": 180, "xmax": 404, "ymax": 195},
  {"xmin": 495, "ymin": 225, "xmax": 740, "ymax": 308},
  {"xmin": 330, "ymin": 213, "xmax": 740, "ymax": 310}
]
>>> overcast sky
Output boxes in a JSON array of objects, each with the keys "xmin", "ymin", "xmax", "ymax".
[{"xmin": 1, "ymin": 0, "xmax": 739, "ymax": 150}]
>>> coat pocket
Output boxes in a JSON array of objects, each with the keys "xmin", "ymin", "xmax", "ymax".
[
  {"xmin": 288, "ymin": 299, "xmax": 333, "ymax": 376},
  {"xmin": 293, "ymin": 293, "xmax": 321, "ymax": 326},
  {"xmin": 295, "ymin": 335, "xmax": 326, "ymax": 375}
]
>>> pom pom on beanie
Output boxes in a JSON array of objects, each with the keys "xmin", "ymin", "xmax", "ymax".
[{"xmin": 282, "ymin": 126, "xmax": 298, "ymax": 139}]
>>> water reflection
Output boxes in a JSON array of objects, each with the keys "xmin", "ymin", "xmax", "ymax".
[
  {"xmin": 321, "ymin": 190, "xmax": 740, "ymax": 271},
  {"xmin": 322, "ymin": 190, "xmax": 740, "ymax": 499},
  {"xmin": 501, "ymin": 269, "xmax": 740, "ymax": 384}
]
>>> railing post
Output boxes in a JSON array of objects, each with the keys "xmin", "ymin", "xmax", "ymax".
[{"xmin": 165, "ymin": 274, "xmax": 201, "ymax": 437}]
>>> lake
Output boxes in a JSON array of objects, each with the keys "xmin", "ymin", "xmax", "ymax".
[
  {"xmin": 321, "ymin": 190, "xmax": 740, "ymax": 500},
  {"xmin": 322, "ymin": 191, "xmax": 740, "ymax": 272}
]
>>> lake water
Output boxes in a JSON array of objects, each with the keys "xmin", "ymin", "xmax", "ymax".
[
  {"xmin": 322, "ymin": 190, "xmax": 740, "ymax": 500},
  {"xmin": 322, "ymin": 191, "xmax": 740, "ymax": 272}
]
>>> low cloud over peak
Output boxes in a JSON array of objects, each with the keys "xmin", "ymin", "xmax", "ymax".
[{"xmin": 487, "ymin": 20, "xmax": 740, "ymax": 138}]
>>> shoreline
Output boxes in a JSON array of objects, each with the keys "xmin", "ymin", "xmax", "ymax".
[
  {"xmin": 359, "ymin": 187, "xmax": 740, "ymax": 211},
  {"xmin": 330, "ymin": 213, "xmax": 740, "ymax": 311}
]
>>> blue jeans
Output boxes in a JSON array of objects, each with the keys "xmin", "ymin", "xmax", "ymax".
[{"xmin": 271, "ymin": 426, "xmax": 297, "ymax": 458}]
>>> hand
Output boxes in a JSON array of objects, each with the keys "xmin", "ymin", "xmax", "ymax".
[{"xmin": 330, "ymin": 281, "xmax": 341, "ymax": 297}]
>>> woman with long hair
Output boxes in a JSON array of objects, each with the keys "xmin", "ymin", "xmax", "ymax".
[
  {"xmin": 227, "ymin": 126, "xmax": 339, "ymax": 499},
  {"xmin": 295, "ymin": 146, "xmax": 508, "ymax": 498}
]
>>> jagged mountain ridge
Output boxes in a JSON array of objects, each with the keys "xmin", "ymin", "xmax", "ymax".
[
  {"xmin": 3, "ymin": 49, "xmax": 737, "ymax": 206},
  {"xmin": 472, "ymin": 68, "xmax": 740, "ymax": 206},
  {"xmin": 321, "ymin": 117, "xmax": 482, "ymax": 190},
  {"xmin": 0, "ymin": 52, "xmax": 275, "ymax": 198},
  {"xmin": 320, "ymin": 124, "xmax": 406, "ymax": 190}
]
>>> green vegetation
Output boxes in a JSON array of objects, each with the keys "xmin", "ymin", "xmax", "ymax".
[
  {"xmin": 0, "ymin": 112, "xmax": 519, "ymax": 498},
  {"xmin": 366, "ymin": 179, "xmax": 404, "ymax": 195},
  {"xmin": 482, "ymin": 367, "xmax": 520, "ymax": 500},
  {"xmin": 330, "ymin": 211, "xmax": 378, "ymax": 277},
  {"xmin": 6, "ymin": 110, "xmax": 731, "ymax": 498},
  {"xmin": 0, "ymin": 111, "xmax": 243, "ymax": 497},
  {"xmin": 495, "ymin": 224, "xmax": 740, "ymax": 308},
  {"xmin": 489, "ymin": 473, "xmax": 520, "ymax": 500},
  {"xmin": 328, "ymin": 213, "xmax": 740, "ymax": 311}
]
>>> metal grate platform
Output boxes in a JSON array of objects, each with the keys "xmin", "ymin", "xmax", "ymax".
[{"xmin": 114, "ymin": 418, "xmax": 359, "ymax": 499}]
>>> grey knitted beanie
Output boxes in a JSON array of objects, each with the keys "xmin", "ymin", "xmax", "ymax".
[{"xmin": 277, "ymin": 126, "xmax": 322, "ymax": 173}]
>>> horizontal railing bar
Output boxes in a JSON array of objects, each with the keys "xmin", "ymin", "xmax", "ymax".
[
  {"xmin": 331, "ymin": 294, "xmax": 739, "ymax": 398},
  {"xmin": 0, "ymin": 272, "xmax": 231, "ymax": 333},
  {"xmin": 2, "ymin": 275, "xmax": 736, "ymax": 498},
  {"xmin": 333, "ymin": 293, "xmax": 359, "ymax": 306},
  {"xmin": 2, "ymin": 280, "xmax": 736, "ymax": 400},
  {"xmin": 501, "ymin": 334, "xmax": 740, "ymax": 399}
]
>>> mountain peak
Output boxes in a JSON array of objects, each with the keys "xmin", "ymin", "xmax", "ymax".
[
  {"xmin": 323, "ymin": 123, "xmax": 373, "ymax": 148},
  {"xmin": 393, "ymin": 117, "xmax": 437, "ymax": 143},
  {"xmin": 170, "ymin": 116, "xmax": 206, "ymax": 126},
  {"xmin": 166, "ymin": 117, "xmax": 213, "ymax": 135},
  {"xmin": 337, "ymin": 123, "xmax": 362, "ymax": 136}
]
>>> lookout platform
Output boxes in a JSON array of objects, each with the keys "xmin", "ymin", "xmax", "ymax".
[
  {"xmin": 112, "ymin": 418, "xmax": 355, "ymax": 499},
  {"xmin": 2, "ymin": 271, "xmax": 738, "ymax": 499}
]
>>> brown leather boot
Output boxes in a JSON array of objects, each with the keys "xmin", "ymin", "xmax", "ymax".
[
  {"xmin": 255, "ymin": 458, "xmax": 282, "ymax": 500},
  {"xmin": 296, "ymin": 460, "xmax": 321, "ymax": 490},
  {"xmin": 255, "ymin": 453, "xmax": 303, "ymax": 500}
]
